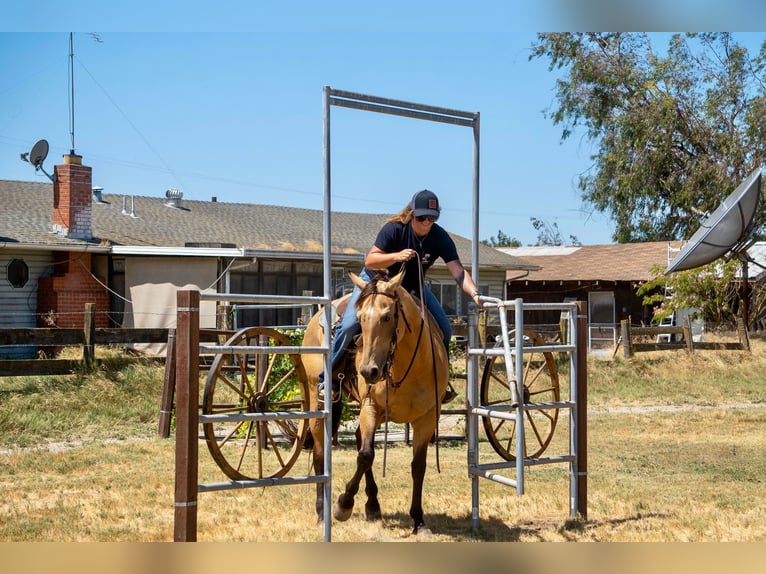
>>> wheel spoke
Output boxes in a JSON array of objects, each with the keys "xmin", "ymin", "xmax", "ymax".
[
  {"xmin": 202, "ymin": 327, "xmax": 309, "ymax": 481},
  {"xmin": 480, "ymin": 329, "xmax": 560, "ymax": 461}
]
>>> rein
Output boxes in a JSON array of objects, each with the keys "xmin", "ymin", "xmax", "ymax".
[{"xmin": 363, "ymin": 269, "xmax": 441, "ymax": 474}]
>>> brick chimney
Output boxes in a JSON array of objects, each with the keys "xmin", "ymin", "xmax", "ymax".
[{"xmin": 52, "ymin": 153, "xmax": 92, "ymax": 239}]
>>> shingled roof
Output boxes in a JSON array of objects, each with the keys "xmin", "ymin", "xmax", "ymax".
[
  {"xmin": 501, "ymin": 242, "xmax": 685, "ymax": 282},
  {"xmin": 0, "ymin": 179, "xmax": 536, "ymax": 271}
]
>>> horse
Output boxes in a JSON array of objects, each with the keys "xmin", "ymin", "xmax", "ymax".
[{"xmin": 301, "ymin": 269, "xmax": 450, "ymax": 534}]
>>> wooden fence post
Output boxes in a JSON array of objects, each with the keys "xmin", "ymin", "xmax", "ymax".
[
  {"xmin": 174, "ymin": 290, "xmax": 199, "ymax": 542},
  {"xmin": 737, "ymin": 317, "xmax": 751, "ymax": 352},
  {"xmin": 158, "ymin": 329, "xmax": 177, "ymax": 439},
  {"xmin": 83, "ymin": 303, "xmax": 96, "ymax": 370},
  {"xmin": 683, "ymin": 316, "xmax": 694, "ymax": 354},
  {"xmin": 620, "ymin": 319, "xmax": 633, "ymax": 358}
]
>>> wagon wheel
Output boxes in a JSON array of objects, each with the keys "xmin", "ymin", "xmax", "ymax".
[
  {"xmin": 202, "ymin": 327, "xmax": 309, "ymax": 481},
  {"xmin": 480, "ymin": 329, "xmax": 559, "ymax": 461}
]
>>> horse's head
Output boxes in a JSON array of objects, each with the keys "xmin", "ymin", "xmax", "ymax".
[{"xmin": 350, "ymin": 270, "xmax": 404, "ymax": 384}]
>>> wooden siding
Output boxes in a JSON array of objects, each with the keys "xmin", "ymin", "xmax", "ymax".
[{"xmin": 0, "ymin": 250, "xmax": 53, "ymax": 358}]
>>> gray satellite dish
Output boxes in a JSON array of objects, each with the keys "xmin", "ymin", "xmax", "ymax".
[
  {"xmin": 665, "ymin": 168, "xmax": 762, "ymax": 274},
  {"xmin": 29, "ymin": 139, "xmax": 49, "ymax": 168}
]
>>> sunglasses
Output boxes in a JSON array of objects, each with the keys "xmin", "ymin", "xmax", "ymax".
[{"xmin": 415, "ymin": 215, "xmax": 437, "ymax": 223}]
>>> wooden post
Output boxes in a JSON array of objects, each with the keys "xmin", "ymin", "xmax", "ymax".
[
  {"xmin": 83, "ymin": 303, "xmax": 96, "ymax": 370},
  {"xmin": 576, "ymin": 301, "xmax": 588, "ymax": 520},
  {"xmin": 174, "ymin": 290, "xmax": 199, "ymax": 542},
  {"xmin": 620, "ymin": 319, "xmax": 633, "ymax": 358},
  {"xmin": 158, "ymin": 329, "xmax": 177, "ymax": 439},
  {"xmin": 682, "ymin": 316, "xmax": 694, "ymax": 354},
  {"xmin": 737, "ymin": 317, "xmax": 751, "ymax": 352}
]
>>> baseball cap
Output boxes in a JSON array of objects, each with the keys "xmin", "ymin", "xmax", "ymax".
[{"xmin": 410, "ymin": 189, "xmax": 441, "ymax": 218}]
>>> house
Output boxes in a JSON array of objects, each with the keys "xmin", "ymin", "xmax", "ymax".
[
  {"xmin": 0, "ymin": 153, "xmax": 537, "ymax": 356},
  {"xmin": 501, "ymin": 242, "xmax": 684, "ymax": 353}
]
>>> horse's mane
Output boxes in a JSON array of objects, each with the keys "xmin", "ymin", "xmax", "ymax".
[{"xmin": 355, "ymin": 271, "xmax": 395, "ymax": 309}]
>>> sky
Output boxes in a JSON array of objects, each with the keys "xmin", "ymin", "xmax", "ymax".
[{"xmin": 2, "ymin": 5, "xmax": 766, "ymax": 247}]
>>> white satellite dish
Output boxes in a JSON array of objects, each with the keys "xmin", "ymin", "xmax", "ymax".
[{"xmin": 665, "ymin": 168, "xmax": 762, "ymax": 274}]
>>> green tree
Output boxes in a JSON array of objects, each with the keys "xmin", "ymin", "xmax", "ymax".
[
  {"xmin": 481, "ymin": 229, "xmax": 521, "ymax": 247},
  {"xmin": 530, "ymin": 32, "xmax": 766, "ymax": 243},
  {"xmin": 638, "ymin": 260, "xmax": 740, "ymax": 326},
  {"xmin": 530, "ymin": 217, "xmax": 581, "ymax": 246}
]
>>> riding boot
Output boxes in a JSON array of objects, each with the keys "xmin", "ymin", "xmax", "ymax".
[
  {"xmin": 442, "ymin": 381, "xmax": 458, "ymax": 404},
  {"xmin": 441, "ymin": 343, "xmax": 458, "ymax": 404}
]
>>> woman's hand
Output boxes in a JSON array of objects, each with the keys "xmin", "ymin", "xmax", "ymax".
[{"xmin": 397, "ymin": 249, "xmax": 416, "ymax": 262}]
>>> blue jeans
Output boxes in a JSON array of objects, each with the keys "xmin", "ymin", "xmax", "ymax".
[{"xmin": 328, "ymin": 269, "xmax": 452, "ymax": 374}]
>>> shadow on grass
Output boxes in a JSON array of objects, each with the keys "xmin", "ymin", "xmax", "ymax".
[{"xmin": 373, "ymin": 510, "xmax": 671, "ymax": 541}]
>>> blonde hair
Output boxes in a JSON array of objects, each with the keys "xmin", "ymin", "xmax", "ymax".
[{"xmin": 386, "ymin": 205, "xmax": 414, "ymax": 224}]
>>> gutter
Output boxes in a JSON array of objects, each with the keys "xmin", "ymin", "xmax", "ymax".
[
  {"xmin": 110, "ymin": 245, "xmax": 366, "ymax": 264},
  {"xmin": 0, "ymin": 242, "xmax": 111, "ymax": 254}
]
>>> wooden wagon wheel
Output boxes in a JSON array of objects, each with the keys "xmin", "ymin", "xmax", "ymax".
[
  {"xmin": 480, "ymin": 329, "xmax": 560, "ymax": 461},
  {"xmin": 202, "ymin": 327, "xmax": 309, "ymax": 481}
]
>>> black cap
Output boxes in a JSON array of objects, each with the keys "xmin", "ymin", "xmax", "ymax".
[{"xmin": 410, "ymin": 189, "xmax": 441, "ymax": 218}]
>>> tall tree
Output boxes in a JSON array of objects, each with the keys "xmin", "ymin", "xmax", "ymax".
[{"xmin": 531, "ymin": 32, "xmax": 766, "ymax": 243}]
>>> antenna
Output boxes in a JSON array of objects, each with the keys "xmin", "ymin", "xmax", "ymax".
[
  {"xmin": 20, "ymin": 139, "xmax": 55, "ymax": 182},
  {"xmin": 665, "ymin": 168, "xmax": 762, "ymax": 274},
  {"xmin": 68, "ymin": 32, "xmax": 76, "ymax": 155}
]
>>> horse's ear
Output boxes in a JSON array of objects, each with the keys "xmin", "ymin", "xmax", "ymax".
[
  {"xmin": 390, "ymin": 270, "xmax": 405, "ymax": 290},
  {"xmin": 349, "ymin": 272, "xmax": 368, "ymax": 291}
]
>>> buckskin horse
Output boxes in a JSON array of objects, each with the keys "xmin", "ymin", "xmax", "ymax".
[{"xmin": 301, "ymin": 270, "xmax": 450, "ymax": 534}]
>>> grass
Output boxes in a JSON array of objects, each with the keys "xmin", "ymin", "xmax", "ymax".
[{"xmin": 0, "ymin": 339, "xmax": 765, "ymax": 541}]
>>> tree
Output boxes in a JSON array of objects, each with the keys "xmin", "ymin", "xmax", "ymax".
[
  {"xmin": 481, "ymin": 229, "xmax": 521, "ymax": 247},
  {"xmin": 530, "ymin": 217, "xmax": 581, "ymax": 246},
  {"xmin": 530, "ymin": 32, "xmax": 766, "ymax": 243},
  {"xmin": 637, "ymin": 260, "xmax": 740, "ymax": 327}
]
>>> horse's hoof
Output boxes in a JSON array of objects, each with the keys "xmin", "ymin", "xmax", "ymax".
[
  {"xmin": 365, "ymin": 503, "xmax": 382, "ymax": 521},
  {"xmin": 333, "ymin": 501, "xmax": 353, "ymax": 522},
  {"xmin": 413, "ymin": 525, "xmax": 432, "ymax": 538}
]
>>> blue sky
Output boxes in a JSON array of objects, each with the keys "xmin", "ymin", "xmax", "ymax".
[{"xmin": 2, "ymin": 8, "xmax": 765, "ymax": 246}]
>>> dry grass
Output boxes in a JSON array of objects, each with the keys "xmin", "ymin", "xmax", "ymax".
[{"xmin": 1, "ymin": 338, "xmax": 765, "ymax": 542}]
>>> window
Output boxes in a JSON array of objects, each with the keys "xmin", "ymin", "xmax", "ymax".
[
  {"xmin": 429, "ymin": 279, "xmax": 489, "ymax": 317},
  {"xmin": 230, "ymin": 260, "xmax": 323, "ymax": 328},
  {"xmin": 6, "ymin": 259, "xmax": 29, "ymax": 288}
]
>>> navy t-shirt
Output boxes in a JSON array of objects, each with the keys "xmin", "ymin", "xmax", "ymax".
[{"xmin": 367, "ymin": 221, "xmax": 459, "ymax": 293}]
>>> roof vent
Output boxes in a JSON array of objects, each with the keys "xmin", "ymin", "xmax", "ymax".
[
  {"xmin": 165, "ymin": 188, "xmax": 183, "ymax": 208},
  {"xmin": 92, "ymin": 186, "xmax": 105, "ymax": 203}
]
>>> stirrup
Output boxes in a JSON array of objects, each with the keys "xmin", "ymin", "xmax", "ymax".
[{"xmin": 318, "ymin": 373, "xmax": 343, "ymax": 406}]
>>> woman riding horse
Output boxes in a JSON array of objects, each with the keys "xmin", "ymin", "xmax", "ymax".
[
  {"xmin": 303, "ymin": 189, "xmax": 483, "ymax": 534},
  {"xmin": 318, "ymin": 189, "xmax": 483, "ymax": 403}
]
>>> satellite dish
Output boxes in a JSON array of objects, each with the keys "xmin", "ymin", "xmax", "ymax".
[
  {"xmin": 665, "ymin": 168, "xmax": 762, "ymax": 274},
  {"xmin": 29, "ymin": 139, "xmax": 49, "ymax": 168}
]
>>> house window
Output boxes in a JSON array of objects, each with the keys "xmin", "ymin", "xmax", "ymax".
[
  {"xmin": 429, "ymin": 279, "xmax": 489, "ymax": 317},
  {"xmin": 230, "ymin": 260, "xmax": 323, "ymax": 328},
  {"xmin": 6, "ymin": 258, "xmax": 29, "ymax": 288}
]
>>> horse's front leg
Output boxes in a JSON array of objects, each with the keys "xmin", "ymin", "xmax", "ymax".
[
  {"xmin": 408, "ymin": 415, "xmax": 436, "ymax": 534},
  {"xmin": 356, "ymin": 423, "xmax": 381, "ymax": 521},
  {"xmin": 333, "ymin": 399, "xmax": 378, "ymax": 522}
]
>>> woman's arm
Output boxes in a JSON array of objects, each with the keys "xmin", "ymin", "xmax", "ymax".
[
  {"xmin": 446, "ymin": 259, "xmax": 483, "ymax": 307},
  {"xmin": 364, "ymin": 245, "xmax": 417, "ymax": 269}
]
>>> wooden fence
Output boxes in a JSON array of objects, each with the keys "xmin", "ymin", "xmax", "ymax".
[
  {"xmin": 618, "ymin": 316, "xmax": 750, "ymax": 358},
  {"xmin": 0, "ymin": 303, "xmax": 172, "ymax": 376}
]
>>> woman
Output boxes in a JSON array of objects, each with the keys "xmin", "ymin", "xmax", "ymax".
[{"xmin": 320, "ymin": 189, "xmax": 483, "ymax": 404}]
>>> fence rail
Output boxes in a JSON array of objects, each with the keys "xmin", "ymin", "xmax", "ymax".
[{"xmin": 619, "ymin": 316, "xmax": 750, "ymax": 358}]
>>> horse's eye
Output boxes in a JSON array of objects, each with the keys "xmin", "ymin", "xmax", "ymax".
[{"xmin": 383, "ymin": 313, "xmax": 392, "ymax": 322}]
